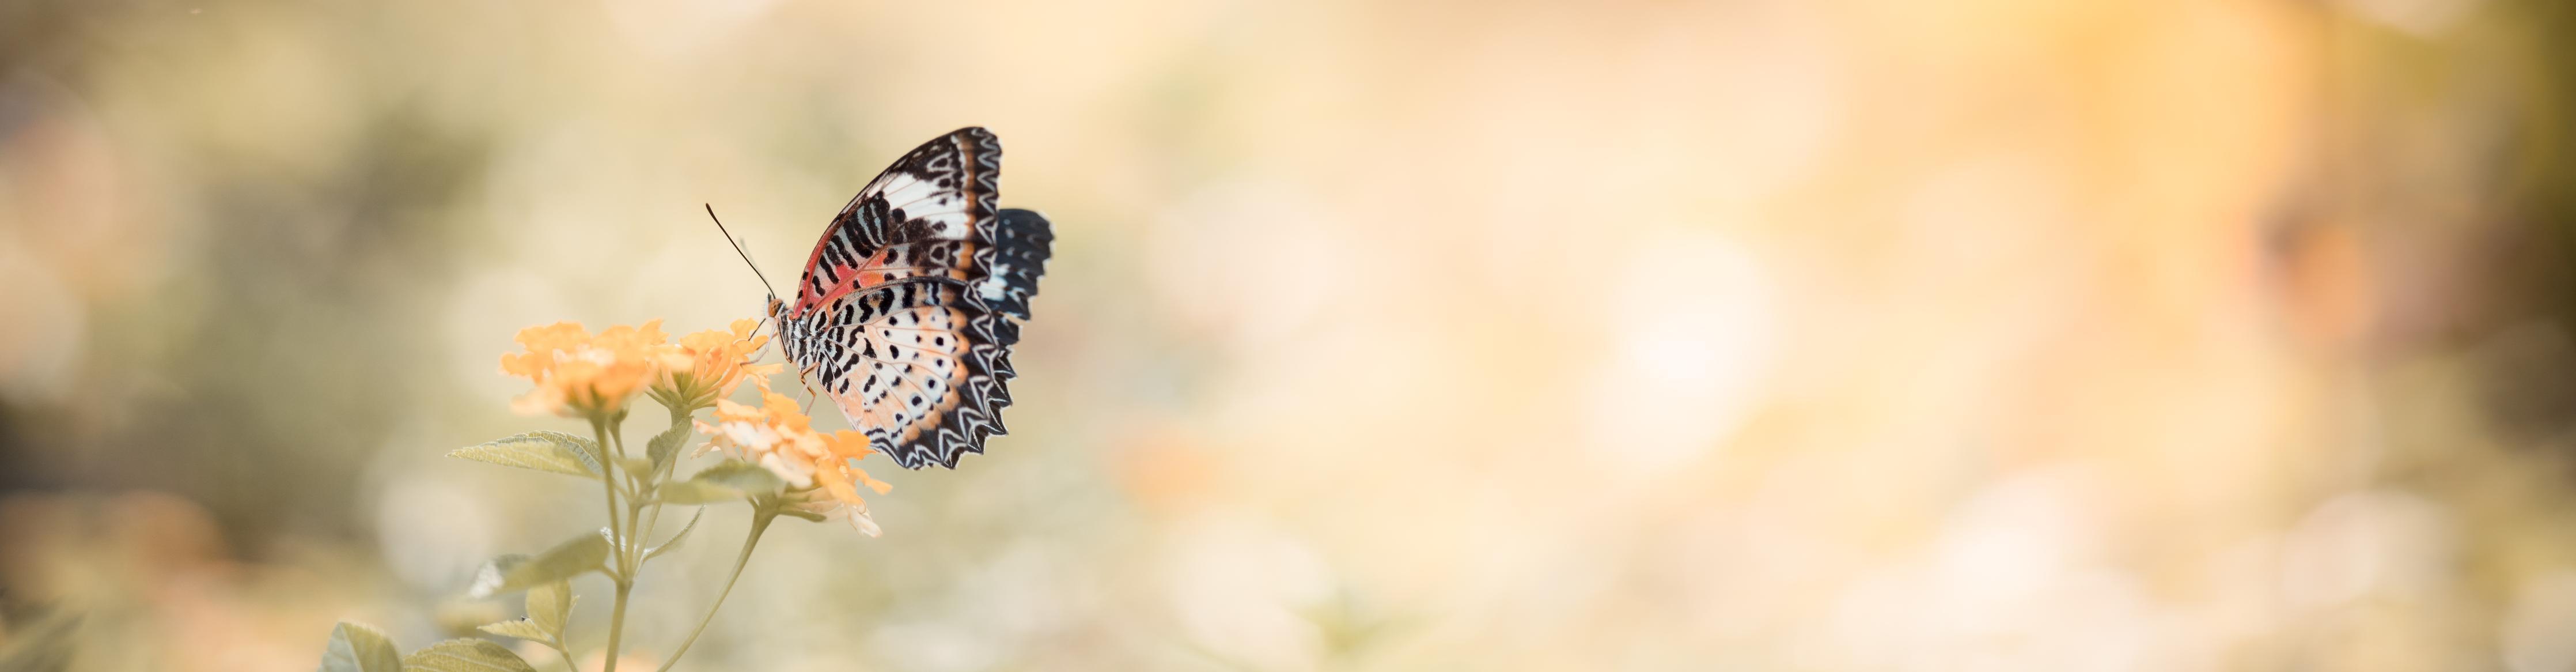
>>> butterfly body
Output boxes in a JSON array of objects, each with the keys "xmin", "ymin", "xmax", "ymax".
[{"xmin": 769, "ymin": 127, "xmax": 1051, "ymax": 469}]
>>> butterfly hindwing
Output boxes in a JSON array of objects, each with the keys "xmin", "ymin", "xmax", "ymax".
[
  {"xmin": 809, "ymin": 282, "xmax": 983, "ymax": 467},
  {"xmin": 974, "ymin": 208, "xmax": 1052, "ymax": 321},
  {"xmin": 775, "ymin": 128, "xmax": 1051, "ymax": 469}
]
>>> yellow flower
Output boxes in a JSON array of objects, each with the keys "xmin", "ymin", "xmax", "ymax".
[
  {"xmin": 695, "ymin": 390, "xmax": 892, "ymax": 535},
  {"xmin": 650, "ymin": 318, "xmax": 781, "ymax": 411},
  {"xmin": 500, "ymin": 320, "xmax": 669, "ymax": 418}
]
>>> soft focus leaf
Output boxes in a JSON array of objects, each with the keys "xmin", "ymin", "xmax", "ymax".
[
  {"xmin": 0, "ymin": 610, "xmax": 79, "ymax": 672},
  {"xmin": 645, "ymin": 422, "xmax": 692, "ymax": 474},
  {"xmin": 467, "ymin": 533, "xmax": 608, "ymax": 598},
  {"xmin": 399, "ymin": 639, "xmax": 537, "ymax": 672},
  {"xmin": 508, "ymin": 532, "xmax": 611, "ymax": 588},
  {"xmin": 656, "ymin": 480, "xmax": 741, "ymax": 505},
  {"xmin": 448, "ymin": 431, "xmax": 602, "ymax": 478},
  {"xmin": 643, "ymin": 508, "xmax": 703, "ymax": 561},
  {"xmin": 657, "ymin": 460, "xmax": 785, "ymax": 504},
  {"xmin": 317, "ymin": 621, "xmax": 402, "ymax": 672},
  {"xmin": 694, "ymin": 460, "xmax": 787, "ymax": 494},
  {"xmin": 776, "ymin": 508, "xmax": 828, "ymax": 522},
  {"xmin": 464, "ymin": 554, "xmax": 529, "ymax": 599},
  {"xmin": 620, "ymin": 456, "xmax": 654, "ymax": 477}
]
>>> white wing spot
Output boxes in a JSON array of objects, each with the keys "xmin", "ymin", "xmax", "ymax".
[{"xmin": 978, "ymin": 263, "xmax": 1013, "ymax": 301}]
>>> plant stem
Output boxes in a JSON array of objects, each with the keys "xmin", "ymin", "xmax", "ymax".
[
  {"xmin": 612, "ymin": 422, "xmax": 641, "ymax": 515},
  {"xmin": 550, "ymin": 640, "xmax": 579, "ymax": 672},
  {"xmin": 631, "ymin": 409, "xmax": 691, "ymax": 562},
  {"xmin": 603, "ymin": 581, "xmax": 633, "ymax": 672},
  {"xmin": 593, "ymin": 415, "xmax": 631, "ymax": 672},
  {"xmin": 613, "ymin": 422, "xmax": 643, "ymax": 563},
  {"xmin": 654, "ymin": 509, "xmax": 776, "ymax": 672},
  {"xmin": 590, "ymin": 418, "xmax": 625, "ymax": 580}
]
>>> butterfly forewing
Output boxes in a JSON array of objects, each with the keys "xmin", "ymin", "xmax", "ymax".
[
  {"xmin": 793, "ymin": 129, "xmax": 999, "ymax": 314},
  {"xmin": 775, "ymin": 127, "xmax": 1051, "ymax": 469}
]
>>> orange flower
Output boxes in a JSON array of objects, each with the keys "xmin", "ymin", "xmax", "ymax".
[
  {"xmin": 650, "ymin": 318, "xmax": 781, "ymax": 411},
  {"xmin": 500, "ymin": 320, "xmax": 669, "ymax": 417},
  {"xmin": 695, "ymin": 390, "xmax": 892, "ymax": 535}
]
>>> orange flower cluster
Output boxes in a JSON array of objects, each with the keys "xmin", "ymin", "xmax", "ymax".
[
  {"xmin": 651, "ymin": 318, "xmax": 781, "ymax": 411},
  {"xmin": 696, "ymin": 390, "xmax": 892, "ymax": 535},
  {"xmin": 501, "ymin": 319, "xmax": 777, "ymax": 418}
]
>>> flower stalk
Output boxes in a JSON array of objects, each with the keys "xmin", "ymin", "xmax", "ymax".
[
  {"xmin": 600, "ymin": 416, "xmax": 634, "ymax": 672},
  {"xmin": 656, "ymin": 506, "xmax": 778, "ymax": 672}
]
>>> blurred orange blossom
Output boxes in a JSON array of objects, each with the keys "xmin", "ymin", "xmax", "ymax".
[
  {"xmin": 499, "ymin": 320, "xmax": 672, "ymax": 417},
  {"xmin": 500, "ymin": 319, "xmax": 783, "ymax": 417}
]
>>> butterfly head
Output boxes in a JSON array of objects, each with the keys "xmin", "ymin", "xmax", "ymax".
[{"xmin": 762, "ymin": 294, "xmax": 801, "ymax": 380}]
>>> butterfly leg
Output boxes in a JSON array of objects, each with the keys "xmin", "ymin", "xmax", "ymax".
[{"xmin": 797, "ymin": 375, "xmax": 821, "ymax": 416}]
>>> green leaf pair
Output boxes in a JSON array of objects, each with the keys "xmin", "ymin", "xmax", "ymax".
[
  {"xmin": 450, "ymin": 428, "xmax": 783, "ymax": 507},
  {"xmin": 316, "ymin": 622, "xmax": 538, "ymax": 672}
]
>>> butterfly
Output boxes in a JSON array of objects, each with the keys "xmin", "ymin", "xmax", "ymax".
[{"xmin": 760, "ymin": 127, "xmax": 1052, "ymax": 469}]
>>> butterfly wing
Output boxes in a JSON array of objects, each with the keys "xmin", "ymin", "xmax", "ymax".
[
  {"xmin": 783, "ymin": 127, "xmax": 1052, "ymax": 469},
  {"xmin": 791, "ymin": 127, "xmax": 1002, "ymax": 314}
]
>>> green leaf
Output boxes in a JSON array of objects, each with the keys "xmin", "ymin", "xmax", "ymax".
[
  {"xmin": 620, "ymin": 456, "xmax": 655, "ymax": 478},
  {"xmin": 643, "ymin": 508, "xmax": 703, "ymax": 562},
  {"xmin": 510, "ymin": 531, "xmax": 611, "ymax": 588},
  {"xmin": 317, "ymin": 621, "xmax": 403, "ymax": 672},
  {"xmin": 399, "ymin": 639, "xmax": 537, "ymax": 672},
  {"xmin": 657, "ymin": 460, "xmax": 785, "ymax": 505},
  {"xmin": 472, "ymin": 619, "xmax": 548, "ymax": 643},
  {"xmin": 465, "ymin": 532, "xmax": 609, "ymax": 598},
  {"xmin": 526, "ymin": 581, "xmax": 572, "ymax": 636},
  {"xmin": 776, "ymin": 508, "xmax": 828, "ymax": 522},
  {"xmin": 645, "ymin": 421, "xmax": 694, "ymax": 474},
  {"xmin": 448, "ymin": 431, "xmax": 602, "ymax": 478},
  {"xmin": 475, "ymin": 580, "xmax": 570, "ymax": 644}
]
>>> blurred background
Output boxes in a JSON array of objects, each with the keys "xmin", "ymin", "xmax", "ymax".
[{"xmin": 3, "ymin": 0, "xmax": 2574, "ymax": 669}]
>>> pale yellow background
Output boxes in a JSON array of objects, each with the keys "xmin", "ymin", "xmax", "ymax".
[{"xmin": 2, "ymin": 0, "xmax": 2570, "ymax": 670}]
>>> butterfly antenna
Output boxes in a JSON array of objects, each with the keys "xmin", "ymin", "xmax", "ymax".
[{"xmin": 705, "ymin": 203, "xmax": 779, "ymax": 298}]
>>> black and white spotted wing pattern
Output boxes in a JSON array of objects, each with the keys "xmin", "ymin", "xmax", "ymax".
[{"xmin": 768, "ymin": 127, "xmax": 1052, "ymax": 469}]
